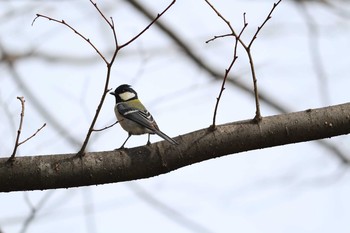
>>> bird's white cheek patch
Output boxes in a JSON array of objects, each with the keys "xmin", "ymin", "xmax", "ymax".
[{"xmin": 119, "ymin": 92, "xmax": 135, "ymax": 101}]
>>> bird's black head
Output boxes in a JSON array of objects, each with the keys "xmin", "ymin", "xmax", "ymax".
[{"xmin": 110, "ymin": 84, "xmax": 138, "ymax": 103}]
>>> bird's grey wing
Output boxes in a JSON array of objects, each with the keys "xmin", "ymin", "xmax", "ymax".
[
  {"xmin": 117, "ymin": 103, "xmax": 157, "ymax": 132},
  {"xmin": 117, "ymin": 103, "xmax": 178, "ymax": 145}
]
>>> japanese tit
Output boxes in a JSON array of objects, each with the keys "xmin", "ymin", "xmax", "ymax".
[{"xmin": 110, "ymin": 84, "xmax": 178, "ymax": 148}]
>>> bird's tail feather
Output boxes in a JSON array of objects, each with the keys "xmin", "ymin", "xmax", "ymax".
[{"xmin": 155, "ymin": 130, "xmax": 179, "ymax": 145}]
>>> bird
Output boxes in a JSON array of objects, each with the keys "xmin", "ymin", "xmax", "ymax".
[{"xmin": 110, "ymin": 84, "xmax": 178, "ymax": 149}]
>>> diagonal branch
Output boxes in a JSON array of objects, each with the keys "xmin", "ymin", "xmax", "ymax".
[
  {"xmin": 77, "ymin": 1, "xmax": 175, "ymax": 156},
  {"xmin": 32, "ymin": 14, "xmax": 108, "ymax": 64},
  {"xmin": 90, "ymin": 0, "xmax": 114, "ymax": 28},
  {"xmin": 18, "ymin": 123, "xmax": 46, "ymax": 146},
  {"xmin": 1, "ymin": 102, "xmax": 349, "ymax": 192},
  {"xmin": 247, "ymin": 1, "xmax": 282, "ymax": 49},
  {"xmin": 205, "ymin": 0, "xmax": 282, "ymax": 121},
  {"xmin": 119, "ymin": 0, "xmax": 176, "ymax": 49},
  {"xmin": 92, "ymin": 121, "xmax": 118, "ymax": 132},
  {"xmin": 33, "ymin": 1, "xmax": 176, "ymax": 157},
  {"xmin": 125, "ymin": 0, "xmax": 349, "ymax": 163},
  {"xmin": 245, "ymin": 0, "xmax": 282, "ymax": 120},
  {"xmin": 209, "ymin": 13, "xmax": 248, "ymax": 129},
  {"xmin": 89, "ymin": 0, "xmax": 119, "ymax": 52}
]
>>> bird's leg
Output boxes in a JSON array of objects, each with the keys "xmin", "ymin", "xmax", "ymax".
[
  {"xmin": 146, "ymin": 134, "xmax": 151, "ymax": 146},
  {"xmin": 119, "ymin": 134, "xmax": 131, "ymax": 149}
]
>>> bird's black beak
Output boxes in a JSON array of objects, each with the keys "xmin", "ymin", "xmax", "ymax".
[{"xmin": 109, "ymin": 92, "xmax": 115, "ymax": 96}]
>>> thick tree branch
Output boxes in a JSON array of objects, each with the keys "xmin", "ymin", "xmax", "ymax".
[
  {"xmin": 1, "ymin": 102, "xmax": 349, "ymax": 192},
  {"xmin": 125, "ymin": 1, "xmax": 349, "ymax": 162}
]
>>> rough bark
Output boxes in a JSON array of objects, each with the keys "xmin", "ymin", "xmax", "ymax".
[{"xmin": 1, "ymin": 102, "xmax": 349, "ymax": 192}]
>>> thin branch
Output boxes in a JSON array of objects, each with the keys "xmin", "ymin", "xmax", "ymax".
[
  {"xmin": 18, "ymin": 123, "xmax": 46, "ymax": 146},
  {"xmin": 89, "ymin": 0, "xmax": 119, "ymax": 49},
  {"xmin": 246, "ymin": 49, "xmax": 261, "ymax": 121},
  {"xmin": 8, "ymin": 97, "xmax": 46, "ymax": 162},
  {"xmin": 205, "ymin": 0, "xmax": 282, "ymax": 122},
  {"xmin": 110, "ymin": 17, "xmax": 118, "ymax": 52},
  {"xmin": 76, "ymin": 2, "xmax": 120, "ymax": 157},
  {"xmin": 126, "ymin": 0, "xmax": 349, "ymax": 163},
  {"xmin": 119, "ymin": 0, "xmax": 176, "ymax": 49},
  {"xmin": 32, "ymin": 14, "xmax": 108, "ymax": 64},
  {"xmin": 247, "ymin": 1, "xmax": 281, "ymax": 49},
  {"xmin": 76, "ymin": 1, "xmax": 176, "ymax": 157},
  {"xmin": 210, "ymin": 13, "xmax": 248, "ymax": 129},
  {"xmin": 2, "ymin": 54, "xmax": 82, "ymax": 148},
  {"xmin": 205, "ymin": 33, "xmax": 234, "ymax": 44},
  {"xmin": 92, "ymin": 121, "xmax": 118, "ymax": 132},
  {"xmin": 9, "ymin": 96, "xmax": 25, "ymax": 161},
  {"xmin": 245, "ymin": 0, "xmax": 282, "ymax": 121},
  {"xmin": 204, "ymin": 0, "xmax": 239, "ymax": 38},
  {"xmin": 89, "ymin": 0, "xmax": 114, "ymax": 28},
  {"xmin": 33, "ymin": 1, "xmax": 176, "ymax": 157}
]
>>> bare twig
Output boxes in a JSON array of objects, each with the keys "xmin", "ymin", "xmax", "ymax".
[
  {"xmin": 210, "ymin": 13, "xmax": 248, "ymax": 129},
  {"xmin": 73, "ymin": 1, "xmax": 118, "ymax": 157},
  {"xmin": 33, "ymin": 1, "xmax": 176, "ymax": 157},
  {"xmin": 89, "ymin": 0, "xmax": 119, "ymax": 52},
  {"xmin": 205, "ymin": 33, "xmax": 233, "ymax": 44},
  {"xmin": 119, "ymin": 0, "xmax": 176, "ymax": 49},
  {"xmin": 9, "ymin": 96, "xmax": 25, "ymax": 161},
  {"xmin": 126, "ymin": 0, "xmax": 349, "ymax": 164},
  {"xmin": 205, "ymin": 0, "xmax": 282, "ymax": 122},
  {"xmin": 3, "ymin": 57, "xmax": 82, "ymax": 148},
  {"xmin": 92, "ymin": 121, "xmax": 119, "ymax": 132},
  {"xmin": 90, "ymin": 0, "xmax": 114, "ymax": 28},
  {"xmin": 77, "ymin": 0, "xmax": 176, "ymax": 157},
  {"xmin": 246, "ymin": 0, "xmax": 282, "ymax": 121},
  {"xmin": 32, "ymin": 14, "xmax": 108, "ymax": 64},
  {"xmin": 247, "ymin": 1, "xmax": 281, "ymax": 50},
  {"xmin": 8, "ymin": 97, "xmax": 46, "ymax": 162},
  {"xmin": 18, "ymin": 123, "xmax": 46, "ymax": 146},
  {"xmin": 204, "ymin": 0, "xmax": 240, "ymax": 38}
]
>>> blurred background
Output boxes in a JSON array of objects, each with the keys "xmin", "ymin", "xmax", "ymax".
[{"xmin": 0, "ymin": 0, "xmax": 350, "ymax": 232}]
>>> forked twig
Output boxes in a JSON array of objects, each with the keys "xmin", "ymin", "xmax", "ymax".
[
  {"xmin": 9, "ymin": 97, "xmax": 25, "ymax": 161},
  {"xmin": 246, "ymin": 0, "xmax": 282, "ymax": 121},
  {"xmin": 127, "ymin": 0, "xmax": 350, "ymax": 164},
  {"xmin": 89, "ymin": 0, "xmax": 119, "ymax": 54},
  {"xmin": 33, "ymin": 0, "xmax": 176, "ymax": 156},
  {"xmin": 205, "ymin": 0, "xmax": 282, "ymax": 122},
  {"xmin": 210, "ymin": 14, "xmax": 248, "ymax": 129},
  {"xmin": 8, "ymin": 97, "xmax": 46, "ymax": 162}
]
